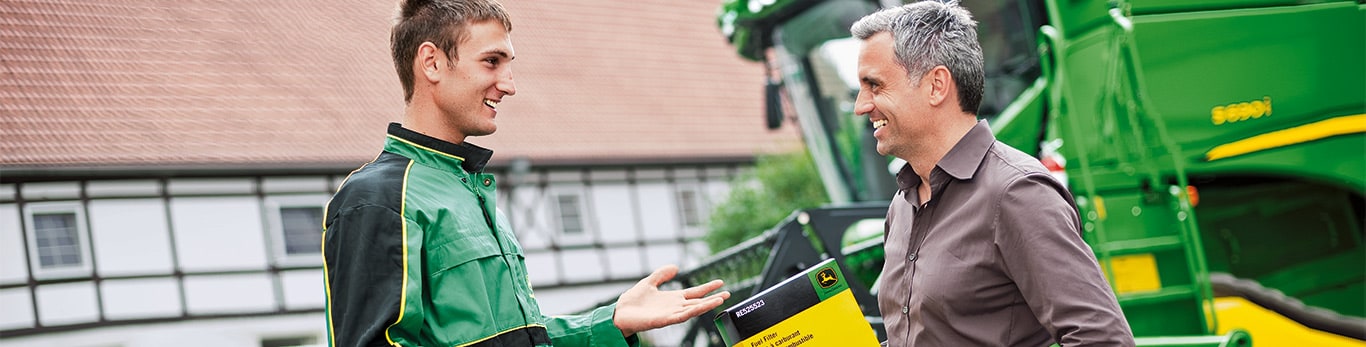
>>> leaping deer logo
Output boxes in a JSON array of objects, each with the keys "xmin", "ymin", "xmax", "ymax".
[{"xmin": 817, "ymin": 268, "xmax": 838, "ymax": 288}]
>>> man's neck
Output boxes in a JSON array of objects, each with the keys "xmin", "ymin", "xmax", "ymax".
[
  {"xmin": 905, "ymin": 115, "xmax": 978, "ymax": 203},
  {"xmin": 402, "ymin": 102, "xmax": 466, "ymax": 145}
]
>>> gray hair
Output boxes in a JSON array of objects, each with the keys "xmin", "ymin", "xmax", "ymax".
[{"xmin": 851, "ymin": 0, "xmax": 984, "ymax": 114}]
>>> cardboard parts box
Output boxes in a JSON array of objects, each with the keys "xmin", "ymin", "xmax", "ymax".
[{"xmin": 713, "ymin": 258, "xmax": 880, "ymax": 347}]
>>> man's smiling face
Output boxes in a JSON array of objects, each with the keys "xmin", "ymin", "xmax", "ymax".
[
  {"xmin": 855, "ymin": 31, "xmax": 931, "ymax": 159},
  {"xmin": 433, "ymin": 19, "xmax": 517, "ymax": 138}
]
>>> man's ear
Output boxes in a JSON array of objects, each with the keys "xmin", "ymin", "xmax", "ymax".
[
  {"xmin": 925, "ymin": 66, "xmax": 953, "ymax": 107},
  {"xmin": 416, "ymin": 42, "xmax": 442, "ymax": 83}
]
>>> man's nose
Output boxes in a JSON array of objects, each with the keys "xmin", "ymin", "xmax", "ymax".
[
  {"xmin": 498, "ymin": 71, "xmax": 516, "ymax": 96},
  {"xmin": 853, "ymin": 89, "xmax": 872, "ymax": 116}
]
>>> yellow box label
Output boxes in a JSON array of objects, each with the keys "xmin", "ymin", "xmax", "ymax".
[{"xmin": 733, "ymin": 290, "xmax": 879, "ymax": 347}]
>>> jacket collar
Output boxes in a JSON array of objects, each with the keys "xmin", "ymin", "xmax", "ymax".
[{"xmin": 384, "ymin": 122, "xmax": 493, "ymax": 173}]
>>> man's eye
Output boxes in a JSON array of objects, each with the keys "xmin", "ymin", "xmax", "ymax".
[{"xmin": 484, "ymin": 58, "xmax": 499, "ymax": 65}]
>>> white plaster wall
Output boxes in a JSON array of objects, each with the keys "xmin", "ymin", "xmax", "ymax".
[
  {"xmin": 88, "ymin": 199, "xmax": 174, "ymax": 276},
  {"xmin": 36, "ymin": 282, "xmax": 99, "ymax": 326},
  {"xmin": 604, "ymin": 247, "xmax": 646, "ymax": 279},
  {"xmin": 183, "ymin": 273, "xmax": 274, "ymax": 315},
  {"xmin": 0, "ymin": 287, "xmax": 34, "ymax": 330},
  {"xmin": 167, "ymin": 178, "xmax": 253, "ymax": 196},
  {"xmin": 557, "ymin": 248, "xmax": 607, "ymax": 283},
  {"xmin": 590, "ymin": 183, "xmax": 640, "ymax": 244},
  {"xmin": 169, "ymin": 197, "xmax": 267, "ymax": 272},
  {"xmin": 644, "ymin": 243, "xmax": 685, "ymax": 272},
  {"xmin": 0, "ymin": 313, "xmax": 325, "ymax": 347},
  {"xmin": 261, "ymin": 177, "xmax": 329, "ymax": 194},
  {"xmin": 86, "ymin": 180, "xmax": 159, "ymax": 198},
  {"xmin": 2, "ymin": 166, "xmax": 742, "ymax": 343},
  {"xmin": 524, "ymin": 252, "xmax": 558, "ymax": 287},
  {"xmin": 100, "ymin": 277, "xmax": 182, "ymax": 320},
  {"xmin": 636, "ymin": 184, "xmax": 682, "ymax": 241},
  {"xmin": 0, "ymin": 204, "xmax": 27, "ymax": 285},
  {"xmin": 279, "ymin": 269, "xmax": 324, "ymax": 310},
  {"xmin": 532, "ymin": 282, "xmax": 633, "ymax": 317},
  {"xmin": 19, "ymin": 182, "xmax": 80, "ymax": 200},
  {"xmin": 0, "ymin": 184, "xmax": 14, "ymax": 201}
]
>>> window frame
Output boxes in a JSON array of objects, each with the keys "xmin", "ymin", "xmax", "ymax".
[
  {"xmin": 674, "ymin": 184, "xmax": 710, "ymax": 233},
  {"xmin": 263, "ymin": 194, "xmax": 328, "ymax": 267},
  {"xmin": 549, "ymin": 185, "xmax": 593, "ymax": 245},
  {"xmin": 23, "ymin": 201, "xmax": 93, "ymax": 280}
]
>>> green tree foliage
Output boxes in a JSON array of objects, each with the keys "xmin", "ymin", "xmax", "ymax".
[{"xmin": 705, "ymin": 149, "xmax": 829, "ymax": 253}]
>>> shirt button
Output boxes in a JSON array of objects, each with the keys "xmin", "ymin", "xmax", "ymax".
[
  {"xmin": 482, "ymin": 178, "xmax": 492, "ymax": 186},
  {"xmin": 908, "ymin": 253, "xmax": 917, "ymax": 261},
  {"xmin": 902, "ymin": 306, "xmax": 909, "ymax": 314}
]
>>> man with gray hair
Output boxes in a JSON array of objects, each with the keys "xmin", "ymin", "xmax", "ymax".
[{"xmin": 850, "ymin": 1, "xmax": 1134, "ymax": 346}]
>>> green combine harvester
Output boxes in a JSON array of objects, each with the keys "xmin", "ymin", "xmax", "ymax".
[{"xmin": 676, "ymin": 0, "xmax": 1365, "ymax": 346}]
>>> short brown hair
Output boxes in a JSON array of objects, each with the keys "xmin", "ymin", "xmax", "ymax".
[{"xmin": 391, "ymin": 0, "xmax": 512, "ymax": 102}]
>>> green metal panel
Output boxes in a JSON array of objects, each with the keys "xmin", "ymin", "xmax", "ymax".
[
  {"xmin": 1045, "ymin": 0, "xmax": 1112, "ymax": 37},
  {"xmin": 1128, "ymin": 2, "xmax": 1366, "ymax": 178},
  {"xmin": 1041, "ymin": 0, "xmax": 1364, "ymax": 339},
  {"xmin": 1040, "ymin": 26, "xmax": 1128, "ymax": 171},
  {"xmin": 1133, "ymin": 329, "xmax": 1252, "ymax": 347},
  {"xmin": 1186, "ymin": 134, "xmax": 1366, "ymax": 195},
  {"xmin": 1130, "ymin": 0, "xmax": 1326, "ymax": 14},
  {"xmin": 990, "ymin": 78, "xmax": 1048, "ymax": 156}
]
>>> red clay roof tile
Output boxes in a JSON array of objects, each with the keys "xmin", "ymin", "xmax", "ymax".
[{"xmin": 1, "ymin": 0, "xmax": 800, "ymax": 170}]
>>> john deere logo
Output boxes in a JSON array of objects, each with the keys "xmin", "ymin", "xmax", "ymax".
[{"xmin": 816, "ymin": 268, "xmax": 838, "ymax": 288}]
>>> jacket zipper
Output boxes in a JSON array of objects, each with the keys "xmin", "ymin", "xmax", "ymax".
[
  {"xmin": 477, "ymin": 191, "xmax": 536, "ymax": 325},
  {"xmin": 477, "ymin": 194, "xmax": 496, "ymax": 231}
]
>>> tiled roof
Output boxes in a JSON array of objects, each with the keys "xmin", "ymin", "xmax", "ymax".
[{"xmin": 0, "ymin": 0, "xmax": 800, "ymax": 171}]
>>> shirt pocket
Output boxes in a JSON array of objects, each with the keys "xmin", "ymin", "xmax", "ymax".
[{"xmin": 427, "ymin": 224, "xmax": 501, "ymax": 274}]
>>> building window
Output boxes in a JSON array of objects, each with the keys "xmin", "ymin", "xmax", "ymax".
[
  {"xmin": 265, "ymin": 195, "xmax": 327, "ymax": 265},
  {"xmin": 24, "ymin": 202, "xmax": 92, "ymax": 279},
  {"xmin": 555, "ymin": 194, "xmax": 585, "ymax": 236},
  {"xmin": 34, "ymin": 212, "xmax": 82, "ymax": 268},
  {"xmin": 279, "ymin": 207, "xmax": 323, "ymax": 255},
  {"xmin": 677, "ymin": 188, "xmax": 707, "ymax": 228}
]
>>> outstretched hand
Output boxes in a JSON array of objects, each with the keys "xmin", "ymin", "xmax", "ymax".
[{"xmin": 613, "ymin": 265, "xmax": 731, "ymax": 337}]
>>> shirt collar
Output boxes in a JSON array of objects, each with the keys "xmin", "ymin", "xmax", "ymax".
[
  {"xmin": 895, "ymin": 162, "xmax": 918, "ymax": 192},
  {"xmin": 384, "ymin": 122, "xmax": 493, "ymax": 173},
  {"xmin": 894, "ymin": 119, "xmax": 995, "ymax": 192},
  {"xmin": 937, "ymin": 120, "xmax": 995, "ymax": 180}
]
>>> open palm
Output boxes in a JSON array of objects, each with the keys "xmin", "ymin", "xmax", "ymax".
[{"xmin": 613, "ymin": 265, "xmax": 731, "ymax": 337}]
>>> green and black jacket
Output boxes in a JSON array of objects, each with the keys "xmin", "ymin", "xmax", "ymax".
[{"xmin": 323, "ymin": 123, "xmax": 638, "ymax": 347}]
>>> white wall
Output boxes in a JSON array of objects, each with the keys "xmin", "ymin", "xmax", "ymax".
[
  {"xmin": 169, "ymin": 197, "xmax": 268, "ymax": 272},
  {"xmin": 35, "ymin": 282, "xmax": 99, "ymax": 326},
  {"xmin": 100, "ymin": 277, "xmax": 181, "ymax": 320},
  {"xmin": 89, "ymin": 199, "xmax": 174, "ymax": 276},
  {"xmin": 2, "ymin": 164, "xmax": 746, "ymax": 343},
  {"xmin": 0, "ymin": 203, "xmax": 34, "ymax": 331},
  {"xmin": 0, "ymin": 313, "xmax": 324, "ymax": 347},
  {"xmin": 0, "ymin": 203, "xmax": 27, "ymax": 285}
]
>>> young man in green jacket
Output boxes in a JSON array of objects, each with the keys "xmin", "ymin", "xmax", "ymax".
[{"xmin": 322, "ymin": 1, "xmax": 730, "ymax": 346}]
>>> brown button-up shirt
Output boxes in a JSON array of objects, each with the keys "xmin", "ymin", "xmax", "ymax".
[{"xmin": 879, "ymin": 121, "xmax": 1134, "ymax": 346}]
